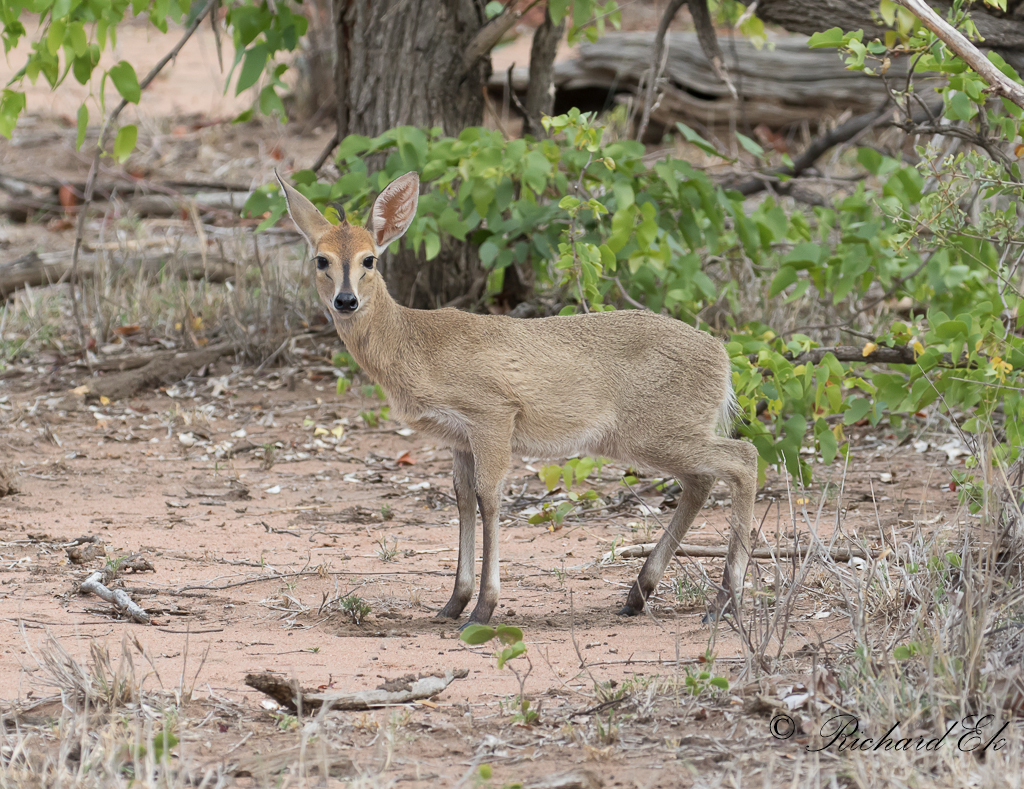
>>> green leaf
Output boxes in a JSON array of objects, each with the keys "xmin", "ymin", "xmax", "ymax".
[
  {"xmin": 549, "ymin": 0, "xmax": 569, "ymax": 24},
  {"xmin": 935, "ymin": 320, "xmax": 968, "ymax": 340},
  {"xmin": 113, "ymin": 124, "xmax": 137, "ymax": 163},
  {"xmin": 782, "ymin": 242, "xmax": 821, "ymax": 267},
  {"xmin": 675, "ymin": 122, "xmax": 725, "ymax": 159},
  {"xmin": 709, "ymin": 677, "xmax": 729, "ymax": 690},
  {"xmin": 843, "ymin": 397, "xmax": 872, "ymax": 425},
  {"xmin": 459, "ymin": 624, "xmax": 497, "ymax": 645},
  {"xmin": 108, "ymin": 61, "xmax": 140, "ymax": 104},
  {"xmin": 541, "ymin": 465, "xmax": 562, "ymax": 492},
  {"xmin": 424, "ymin": 231, "xmax": 440, "ymax": 260},
  {"xmin": 259, "ymin": 85, "xmax": 286, "ymax": 119},
  {"xmin": 769, "ymin": 266, "xmax": 798, "ymax": 297},
  {"xmin": 0, "ymin": 90, "xmax": 27, "ymax": 138},
  {"xmin": 76, "ymin": 104, "xmax": 88, "ymax": 151},
  {"xmin": 807, "ymin": 27, "xmax": 846, "ymax": 48},
  {"xmin": 494, "ymin": 625, "xmax": 523, "ymax": 645},
  {"xmin": 496, "ymin": 641, "xmax": 526, "ymax": 669},
  {"xmin": 946, "ymin": 91, "xmax": 975, "ymax": 121},
  {"xmin": 335, "ymin": 134, "xmax": 372, "ymax": 160},
  {"xmin": 612, "ymin": 180, "xmax": 634, "ymax": 209},
  {"xmin": 68, "ymin": 22, "xmax": 87, "ymax": 57},
  {"xmin": 735, "ymin": 132, "xmax": 764, "ymax": 158},
  {"xmin": 236, "ymin": 44, "xmax": 269, "ymax": 95},
  {"xmin": 46, "ymin": 20, "xmax": 66, "ymax": 56}
]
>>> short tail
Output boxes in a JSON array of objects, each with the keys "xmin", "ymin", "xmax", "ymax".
[{"xmin": 716, "ymin": 378, "xmax": 739, "ymax": 436}]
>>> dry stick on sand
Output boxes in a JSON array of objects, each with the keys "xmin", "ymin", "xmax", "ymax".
[
  {"xmin": 68, "ymin": 0, "xmax": 220, "ymax": 353},
  {"xmin": 892, "ymin": 0, "xmax": 1024, "ymax": 111},
  {"xmin": 245, "ymin": 669, "xmax": 469, "ymax": 713},
  {"xmin": 79, "ymin": 569, "xmax": 151, "ymax": 624},
  {"xmin": 603, "ymin": 542, "xmax": 882, "ymax": 563}
]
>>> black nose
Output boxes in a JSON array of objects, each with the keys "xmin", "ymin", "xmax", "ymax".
[{"xmin": 334, "ymin": 292, "xmax": 358, "ymax": 313}]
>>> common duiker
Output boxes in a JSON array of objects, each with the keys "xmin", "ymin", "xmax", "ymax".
[{"xmin": 277, "ymin": 170, "xmax": 757, "ymax": 626}]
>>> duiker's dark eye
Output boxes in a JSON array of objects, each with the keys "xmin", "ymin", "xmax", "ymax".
[
  {"xmin": 315, "ymin": 256, "xmax": 329, "ymax": 271},
  {"xmin": 362, "ymin": 256, "xmax": 375, "ymax": 270}
]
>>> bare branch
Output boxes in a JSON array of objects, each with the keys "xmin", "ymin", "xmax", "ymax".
[
  {"xmin": 462, "ymin": 0, "xmax": 543, "ymax": 77},
  {"xmin": 892, "ymin": 0, "xmax": 1024, "ymax": 110},
  {"xmin": 69, "ymin": 0, "xmax": 220, "ymax": 354}
]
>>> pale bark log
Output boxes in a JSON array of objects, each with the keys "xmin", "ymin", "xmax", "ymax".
[
  {"xmin": 604, "ymin": 542, "xmax": 881, "ymax": 562},
  {"xmin": 245, "ymin": 668, "xmax": 469, "ymax": 713}
]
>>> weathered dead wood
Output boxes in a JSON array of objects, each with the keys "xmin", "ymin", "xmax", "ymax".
[
  {"xmin": 751, "ymin": 344, "xmax": 973, "ymax": 369},
  {"xmin": 0, "ymin": 250, "xmax": 241, "ymax": 299},
  {"xmin": 82, "ymin": 342, "xmax": 234, "ymax": 400},
  {"xmin": 244, "ymin": 668, "xmax": 469, "ymax": 713},
  {"xmin": 499, "ymin": 31, "xmax": 923, "ymax": 129},
  {"xmin": 604, "ymin": 542, "xmax": 882, "ymax": 562},
  {"xmin": 0, "ymin": 191, "xmax": 251, "ymax": 221},
  {"xmin": 79, "ymin": 569, "xmax": 151, "ymax": 624}
]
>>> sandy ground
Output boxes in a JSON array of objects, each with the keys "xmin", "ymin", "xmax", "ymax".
[{"xmin": 0, "ymin": 351, "xmax": 965, "ymax": 783}]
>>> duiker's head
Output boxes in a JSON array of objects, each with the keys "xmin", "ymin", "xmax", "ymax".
[{"xmin": 276, "ymin": 171, "xmax": 419, "ymax": 320}]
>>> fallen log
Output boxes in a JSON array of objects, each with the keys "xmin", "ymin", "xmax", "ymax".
[
  {"xmin": 0, "ymin": 189, "xmax": 252, "ymax": 222},
  {"xmin": 245, "ymin": 668, "xmax": 469, "ymax": 713},
  {"xmin": 0, "ymin": 249, "xmax": 241, "ymax": 299},
  {"xmin": 82, "ymin": 342, "xmax": 235, "ymax": 400},
  {"xmin": 497, "ymin": 31, "xmax": 929, "ymax": 130},
  {"xmin": 603, "ymin": 541, "xmax": 881, "ymax": 563}
]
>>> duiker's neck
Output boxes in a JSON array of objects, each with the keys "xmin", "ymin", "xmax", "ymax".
[{"xmin": 332, "ymin": 283, "xmax": 411, "ymax": 388}]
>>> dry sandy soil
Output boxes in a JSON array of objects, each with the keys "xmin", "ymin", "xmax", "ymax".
[{"xmin": 0, "ymin": 347, "xmax": 965, "ymax": 785}]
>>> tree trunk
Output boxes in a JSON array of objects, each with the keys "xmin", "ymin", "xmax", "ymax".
[
  {"xmin": 334, "ymin": 0, "xmax": 491, "ymax": 308},
  {"xmin": 523, "ymin": 6, "xmax": 565, "ymax": 136},
  {"xmin": 756, "ymin": 0, "xmax": 1024, "ymax": 73}
]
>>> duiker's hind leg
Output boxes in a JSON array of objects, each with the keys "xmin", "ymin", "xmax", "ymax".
[
  {"xmin": 703, "ymin": 437, "xmax": 758, "ymax": 620},
  {"xmin": 619, "ymin": 473, "xmax": 715, "ymax": 616},
  {"xmin": 437, "ymin": 449, "xmax": 476, "ymax": 620},
  {"xmin": 621, "ymin": 437, "xmax": 757, "ymax": 619}
]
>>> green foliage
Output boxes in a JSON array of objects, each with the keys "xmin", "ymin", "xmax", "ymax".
[
  {"xmin": 683, "ymin": 667, "xmax": 730, "ymax": 695},
  {"xmin": 339, "ymin": 594, "xmax": 370, "ymax": 624},
  {"xmin": 460, "ymin": 624, "xmax": 527, "ymax": 670},
  {"xmin": 251, "ymin": 3, "xmax": 1024, "ymax": 489},
  {"xmin": 548, "ymin": 0, "xmax": 621, "ymax": 45}
]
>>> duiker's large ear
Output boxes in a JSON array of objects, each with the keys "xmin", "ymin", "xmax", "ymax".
[
  {"xmin": 370, "ymin": 172, "xmax": 419, "ymax": 253},
  {"xmin": 275, "ymin": 170, "xmax": 333, "ymax": 248}
]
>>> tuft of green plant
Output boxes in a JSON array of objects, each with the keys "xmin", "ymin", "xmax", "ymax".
[
  {"xmin": 340, "ymin": 594, "xmax": 371, "ymax": 624},
  {"xmin": 461, "ymin": 624, "xmax": 538, "ymax": 724},
  {"xmin": 673, "ymin": 575, "xmax": 708, "ymax": 607},
  {"xmin": 376, "ymin": 535, "xmax": 399, "ymax": 562},
  {"xmin": 359, "ymin": 406, "xmax": 390, "ymax": 428}
]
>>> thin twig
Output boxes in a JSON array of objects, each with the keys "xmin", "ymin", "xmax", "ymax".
[
  {"xmin": 311, "ymin": 131, "xmax": 340, "ymax": 173},
  {"xmin": 70, "ymin": 0, "xmax": 219, "ymax": 357}
]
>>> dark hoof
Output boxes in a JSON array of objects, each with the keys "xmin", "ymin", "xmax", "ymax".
[
  {"xmin": 702, "ymin": 592, "xmax": 733, "ymax": 624},
  {"xmin": 617, "ymin": 604, "xmax": 643, "ymax": 617}
]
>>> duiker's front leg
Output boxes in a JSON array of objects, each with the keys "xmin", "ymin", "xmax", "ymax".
[
  {"xmin": 437, "ymin": 449, "xmax": 477, "ymax": 620},
  {"xmin": 467, "ymin": 433, "xmax": 512, "ymax": 625}
]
